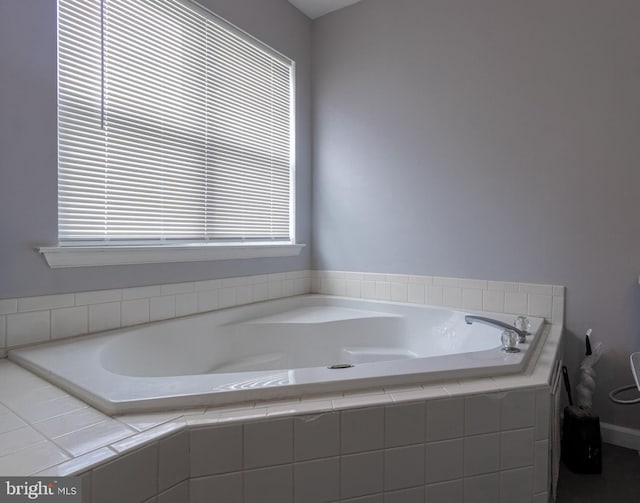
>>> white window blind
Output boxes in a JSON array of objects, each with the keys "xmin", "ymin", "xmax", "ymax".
[{"xmin": 57, "ymin": 0, "xmax": 294, "ymax": 245}]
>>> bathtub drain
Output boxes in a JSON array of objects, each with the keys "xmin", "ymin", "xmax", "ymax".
[{"xmin": 328, "ymin": 364, "xmax": 354, "ymax": 369}]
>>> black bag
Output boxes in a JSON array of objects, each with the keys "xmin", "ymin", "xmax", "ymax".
[{"xmin": 561, "ymin": 405, "xmax": 602, "ymax": 474}]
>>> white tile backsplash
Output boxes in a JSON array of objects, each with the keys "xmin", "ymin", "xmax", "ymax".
[
  {"xmin": 0, "ymin": 299, "xmax": 18, "ymax": 315},
  {"xmin": 76, "ymin": 289, "xmax": 122, "ymax": 306},
  {"xmin": 150, "ymin": 296, "xmax": 176, "ymax": 322},
  {"xmin": 121, "ymin": 299, "xmax": 150, "ymax": 327},
  {"xmin": 0, "ymin": 269, "xmax": 559, "ymax": 502},
  {"xmin": 88, "ymin": 302, "xmax": 121, "ymax": 332},
  {"xmin": 175, "ymin": 293, "xmax": 198, "ymax": 317},
  {"xmin": 462, "ymin": 288, "xmax": 483, "ymax": 310},
  {"xmin": 18, "ymin": 294, "xmax": 75, "ymax": 313},
  {"xmin": 7, "ymin": 311, "xmax": 50, "ymax": 346},
  {"xmin": 51, "ymin": 306, "xmax": 88, "ymax": 339}
]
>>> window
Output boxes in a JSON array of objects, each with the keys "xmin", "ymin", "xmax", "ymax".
[{"xmin": 56, "ymin": 0, "xmax": 295, "ymax": 250}]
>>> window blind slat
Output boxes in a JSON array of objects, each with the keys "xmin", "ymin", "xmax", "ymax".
[{"xmin": 58, "ymin": 0, "xmax": 294, "ymax": 244}]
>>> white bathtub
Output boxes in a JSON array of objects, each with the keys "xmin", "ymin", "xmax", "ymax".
[{"xmin": 9, "ymin": 295, "xmax": 545, "ymax": 414}]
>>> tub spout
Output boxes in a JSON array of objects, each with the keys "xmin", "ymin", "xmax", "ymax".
[{"xmin": 464, "ymin": 315, "xmax": 529, "ymax": 342}]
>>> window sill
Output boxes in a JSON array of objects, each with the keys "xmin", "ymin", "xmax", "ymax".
[{"xmin": 38, "ymin": 243, "xmax": 305, "ymax": 268}]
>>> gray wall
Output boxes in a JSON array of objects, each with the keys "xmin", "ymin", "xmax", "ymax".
[
  {"xmin": 0, "ymin": 0, "xmax": 311, "ymax": 299},
  {"xmin": 312, "ymin": 0, "xmax": 640, "ymax": 428}
]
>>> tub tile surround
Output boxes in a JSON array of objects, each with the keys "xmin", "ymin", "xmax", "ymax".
[
  {"xmin": 0, "ymin": 269, "xmax": 563, "ymax": 501},
  {"xmin": 0, "ymin": 271, "xmax": 313, "ymax": 357},
  {"xmin": 0, "ymin": 269, "xmax": 564, "ymax": 358},
  {"xmin": 0, "ymin": 320, "xmax": 561, "ymax": 502}
]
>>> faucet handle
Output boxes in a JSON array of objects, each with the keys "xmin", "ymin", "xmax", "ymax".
[
  {"xmin": 501, "ymin": 330, "xmax": 520, "ymax": 353},
  {"xmin": 513, "ymin": 316, "xmax": 531, "ymax": 343}
]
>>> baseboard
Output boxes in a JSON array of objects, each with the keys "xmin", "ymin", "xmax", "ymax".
[{"xmin": 601, "ymin": 422, "xmax": 640, "ymax": 451}]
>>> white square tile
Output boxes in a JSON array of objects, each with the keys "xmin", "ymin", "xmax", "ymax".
[
  {"xmin": 19, "ymin": 294, "xmax": 75, "ymax": 313},
  {"xmin": 190, "ymin": 472, "xmax": 242, "ymax": 503},
  {"xmin": 0, "ymin": 412, "xmax": 27, "ymax": 435},
  {"xmin": 426, "ymin": 398, "xmax": 464, "ymax": 441},
  {"xmin": 425, "ymin": 438, "xmax": 463, "ymax": 483},
  {"xmin": 535, "ymin": 388, "xmax": 550, "ymax": 441},
  {"xmin": 443, "ymin": 287, "xmax": 462, "ymax": 307},
  {"xmin": 33, "ymin": 407, "xmax": 106, "ymax": 438},
  {"xmin": 36, "ymin": 446, "xmax": 117, "ymax": 476},
  {"xmin": 159, "ymin": 431, "xmax": 189, "ymax": 492},
  {"xmin": 268, "ymin": 281, "xmax": 283, "ymax": 299},
  {"xmin": 75, "ymin": 289, "xmax": 121, "ymax": 306},
  {"xmin": 501, "ymin": 428, "xmax": 534, "ymax": 469},
  {"xmin": 342, "ymin": 407, "xmax": 384, "ymax": 454},
  {"xmin": 341, "ymin": 451, "xmax": 384, "ymax": 499},
  {"xmin": 407, "ymin": 284, "xmax": 425, "ymax": 304},
  {"xmin": 54, "ymin": 419, "xmax": 135, "ymax": 456},
  {"xmin": 0, "ymin": 440, "xmax": 69, "ymax": 476},
  {"xmin": 384, "ymin": 486, "xmax": 424, "ymax": 503},
  {"xmin": 122, "ymin": 285, "xmax": 161, "ymax": 300},
  {"xmin": 465, "ymin": 394, "xmax": 501, "ymax": 436},
  {"xmin": 433, "ymin": 277, "xmax": 460, "ymax": 288},
  {"xmin": 464, "ymin": 473, "xmax": 499, "ymax": 503},
  {"xmin": 220, "ymin": 287, "xmax": 237, "ymax": 308},
  {"xmin": 190, "ymin": 425, "xmax": 242, "ymax": 477},
  {"xmin": 92, "ymin": 443, "xmax": 158, "ymax": 503},
  {"xmin": 198, "ymin": 290, "xmax": 219, "ymax": 312},
  {"xmin": 346, "ymin": 280, "xmax": 362, "ymax": 298},
  {"xmin": 236, "ymin": 285, "xmax": 253, "ymax": 304},
  {"xmin": 528, "ymin": 294, "xmax": 553, "ymax": 318},
  {"xmin": 244, "ymin": 465, "xmax": 292, "ymax": 503},
  {"xmin": 519, "ymin": 284, "xmax": 553, "ymax": 296},
  {"xmin": 7, "ymin": 311, "xmax": 50, "ymax": 347},
  {"xmin": 294, "ymin": 457, "xmax": 339, "ymax": 503},
  {"xmin": 11, "ymin": 395, "xmax": 87, "ymax": 423},
  {"xmin": 294, "ymin": 412, "xmax": 340, "ymax": 462},
  {"xmin": 425, "ymin": 479, "xmax": 462, "ymax": 503},
  {"xmin": 0, "ymin": 315, "xmax": 6, "ymax": 349},
  {"xmin": 244, "ymin": 418, "xmax": 293, "ymax": 469},
  {"xmin": 161, "ymin": 282, "xmax": 193, "ymax": 296},
  {"xmin": 502, "ymin": 389, "xmax": 535, "ymax": 430},
  {"xmin": 488, "ymin": 281, "xmax": 519, "ymax": 292},
  {"xmin": 483, "ymin": 290, "xmax": 505, "ymax": 313},
  {"xmin": 552, "ymin": 296, "xmax": 564, "ymax": 324},
  {"xmin": 0, "ymin": 425, "xmax": 46, "ymax": 456},
  {"xmin": 0, "ymin": 299, "xmax": 18, "ymax": 315},
  {"xmin": 51, "ymin": 306, "xmax": 88, "ymax": 339},
  {"xmin": 461, "ymin": 279, "xmax": 487, "ymax": 290},
  {"xmin": 193, "ymin": 279, "xmax": 221, "ymax": 292},
  {"xmin": 157, "ymin": 480, "xmax": 188, "ymax": 503},
  {"xmin": 501, "ymin": 467, "xmax": 533, "ymax": 503},
  {"xmin": 426, "ymin": 286, "xmax": 443, "ymax": 305},
  {"xmin": 464, "ymin": 433, "xmax": 500, "ymax": 476},
  {"xmin": 390, "ymin": 283, "xmax": 408, "ymax": 302},
  {"xmin": 360, "ymin": 281, "xmax": 376, "ymax": 299},
  {"xmin": 462, "ymin": 289, "xmax": 483, "ymax": 310},
  {"xmin": 374, "ymin": 282, "xmax": 391, "ymax": 300},
  {"xmin": 534, "ymin": 440, "xmax": 549, "ymax": 494},
  {"xmin": 121, "ymin": 299, "xmax": 150, "ymax": 327},
  {"xmin": 384, "ymin": 444, "xmax": 424, "ymax": 491},
  {"xmin": 175, "ymin": 292, "xmax": 198, "ymax": 317},
  {"xmin": 504, "ymin": 292, "xmax": 528, "ymax": 315},
  {"xmin": 385, "ymin": 402, "xmax": 425, "ymax": 447},
  {"xmin": 150, "ymin": 296, "xmax": 176, "ymax": 321},
  {"xmin": 89, "ymin": 302, "xmax": 121, "ymax": 332}
]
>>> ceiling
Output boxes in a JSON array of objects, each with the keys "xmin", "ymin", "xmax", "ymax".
[{"xmin": 287, "ymin": 0, "xmax": 362, "ymax": 19}]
